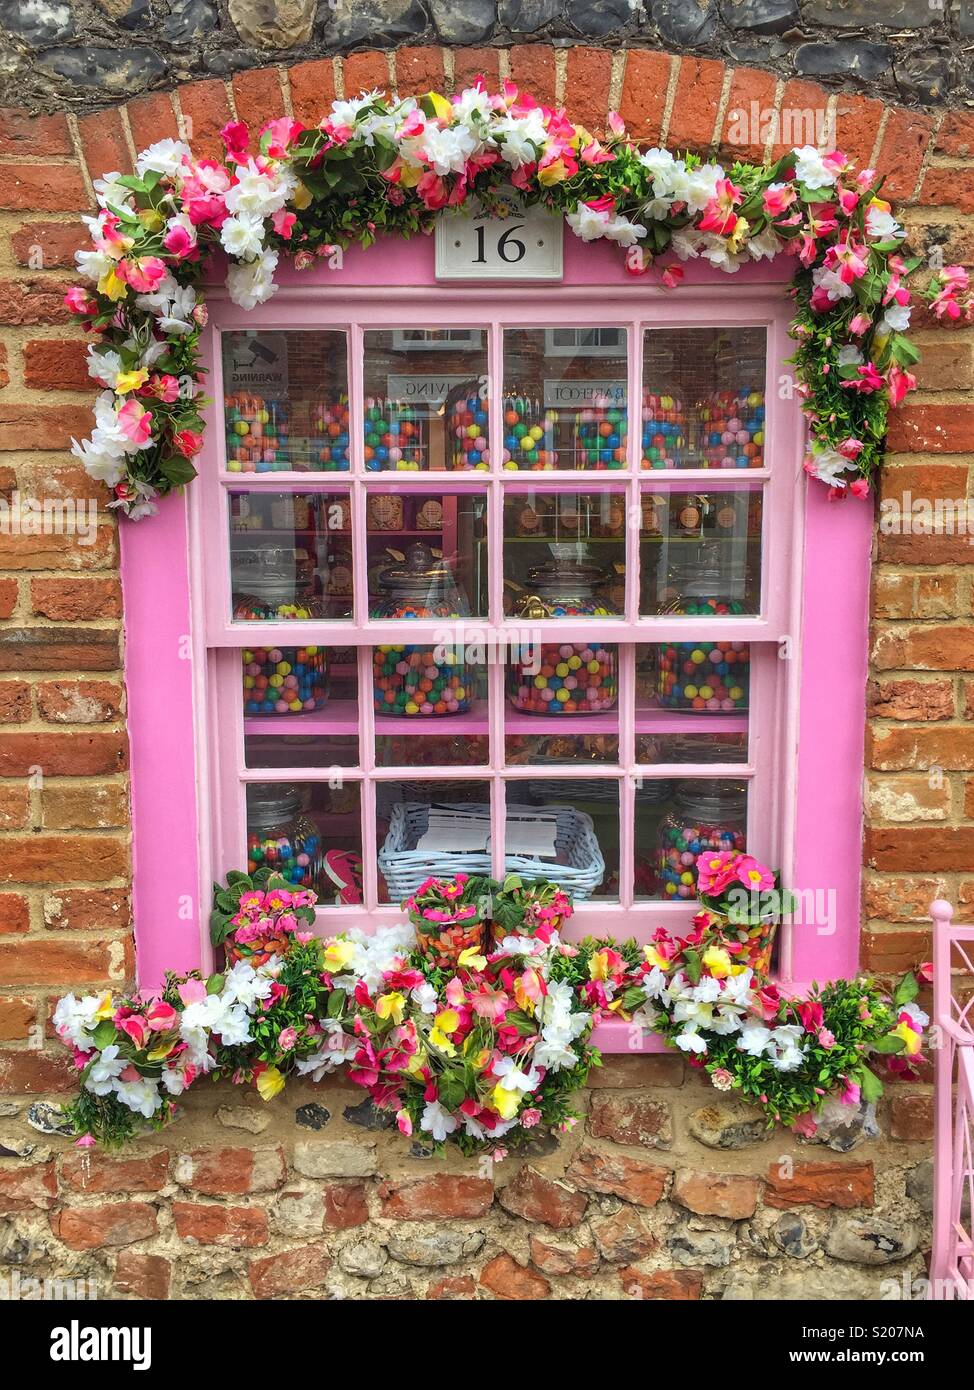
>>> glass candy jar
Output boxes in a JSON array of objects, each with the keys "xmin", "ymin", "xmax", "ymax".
[
  {"xmin": 640, "ymin": 391, "xmax": 689, "ymax": 469},
  {"xmin": 656, "ymin": 637, "xmax": 749, "ymax": 712},
  {"xmin": 232, "ymin": 546, "xmax": 323, "ymax": 622},
  {"xmin": 242, "ymin": 644, "xmax": 328, "ymax": 716},
  {"xmin": 508, "ymin": 561, "xmax": 618, "ymax": 715},
  {"xmin": 372, "ymin": 543, "xmax": 472, "ymax": 717},
  {"xmin": 656, "ymin": 780, "xmax": 747, "ymax": 899},
  {"xmin": 246, "ymin": 784, "xmax": 320, "ymax": 889}
]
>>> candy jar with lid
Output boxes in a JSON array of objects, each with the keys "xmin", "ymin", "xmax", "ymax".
[
  {"xmin": 372, "ymin": 543, "xmax": 473, "ymax": 717},
  {"xmin": 507, "ymin": 560, "xmax": 618, "ymax": 715},
  {"xmin": 232, "ymin": 545, "xmax": 323, "ymax": 622},
  {"xmin": 246, "ymin": 783, "xmax": 320, "ymax": 890},
  {"xmin": 242, "ymin": 644, "xmax": 328, "ymax": 716},
  {"xmin": 656, "ymin": 780, "xmax": 746, "ymax": 898}
]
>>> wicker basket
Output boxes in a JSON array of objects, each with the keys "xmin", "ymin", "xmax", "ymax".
[{"xmin": 378, "ymin": 802, "xmax": 605, "ymax": 901}]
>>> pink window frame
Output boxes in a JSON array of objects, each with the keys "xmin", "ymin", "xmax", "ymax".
[{"xmin": 120, "ymin": 234, "xmax": 872, "ymax": 1051}]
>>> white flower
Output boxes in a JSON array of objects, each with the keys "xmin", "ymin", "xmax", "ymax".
[
  {"xmin": 161, "ymin": 1064, "xmax": 192, "ymax": 1096},
  {"xmin": 691, "ymin": 976, "xmax": 721, "ymax": 1004},
  {"xmin": 837, "ymin": 343, "xmax": 864, "ymax": 367},
  {"xmin": 670, "ymin": 228, "xmax": 705, "ymax": 261},
  {"xmin": 865, "ymin": 203, "xmax": 903, "ymax": 241},
  {"xmin": 85, "ymin": 1044, "xmax": 126, "ymax": 1096},
  {"xmin": 226, "ymin": 250, "xmax": 280, "ymax": 310},
  {"xmin": 420, "ymin": 1099, "xmax": 459, "ymax": 1143},
  {"xmin": 493, "ymin": 1056, "xmax": 542, "ymax": 1094},
  {"xmin": 738, "ymin": 1022, "xmax": 773, "ymax": 1057},
  {"xmin": 224, "ymin": 159, "xmax": 294, "ymax": 220},
  {"xmin": 748, "ymin": 227, "xmax": 783, "ymax": 262},
  {"xmin": 421, "ymin": 123, "xmax": 479, "ymax": 176},
  {"xmin": 220, "ymin": 213, "xmax": 266, "ymax": 261},
  {"xmin": 53, "ymin": 993, "xmax": 103, "ymax": 1049},
  {"xmin": 453, "ymin": 86, "xmax": 492, "ymax": 124},
  {"xmin": 674, "ymin": 1027, "xmax": 708, "ymax": 1054},
  {"xmin": 604, "ymin": 213, "xmax": 647, "ymax": 248},
  {"xmin": 113, "ymin": 1075, "xmax": 163, "ymax": 1118},
  {"xmin": 811, "ymin": 265, "xmax": 853, "ymax": 303},
  {"xmin": 136, "ymin": 139, "xmax": 192, "ymax": 178},
  {"xmin": 492, "ymin": 108, "xmax": 547, "ymax": 167},
  {"xmin": 804, "ymin": 445, "xmax": 852, "ymax": 488},
  {"xmin": 329, "ymin": 93, "xmax": 382, "ymax": 129},
  {"xmin": 74, "ymin": 248, "xmax": 115, "ymax": 284},
  {"xmin": 881, "ymin": 303, "xmax": 911, "ymax": 333},
  {"xmin": 566, "ymin": 202, "xmax": 611, "ymax": 242},
  {"xmin": 683, "ymin": 163, "xmax": 724, "ymax": 213},
  {"xmin": 766, "ymin": 1023, "xmax": 806, "ymax": 1072},
  {"xmin": 212, "ymin": 1003, "xmax": 253, "ymax": 1047},
  {"xmin": 640, "ymin": 966, "xmax": 668, "ymax": 1001},
  {"xmin": 793, "ymin": 145, "xmax": 836, "ymax": 190},
  {"xmin": 899, "ymin": 1001, "xmax": 929, "ymax": 1031},
  {"xmin": 411, "ymin": 980, "xmax": 438, "ymax": 1014},
  {"xmin": 222, "ymin": 959, "xmax": 275, "ymax": 1010},
  {"xmin": 87, "ymin": 347, "xmax": 123, "ymax": 388},
  {"xmin": 94, "ymin": 172, "xmax": 133, "ymax": 211}
]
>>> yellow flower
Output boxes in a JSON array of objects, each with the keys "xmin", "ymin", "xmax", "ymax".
[
  {"xmin": 868, "ymin": 196, "xmax": 892, "ymax": 216},
  {"xmin": 538, "ymin": 158, "xmax": 568, "ymax": 186},
  {"xmin": 397, "ymin": 161, "xmax": 423, "ymax": 188},
  {"xmin": 146, "ymin": 1040, "xmax": 176, "ymax": 1062},
  {"xmin": 727, "ymin": 216, "xmax": 750, "ymax": 254},
  {"xmin": 405, "ymin": 1048, "xmax": 428, "ymax": 1077},
  {"xmin": 458, "ymin": 946, "xmax": 487, "ymax": 971},
  {"xmin": 643, "ymin": 946, "xmax": 671, "ymax": 971},
  {"xmin": 429, "ymin": 1027, "xmax": 456, "ymax": 1057},
  {"xmin": 291, "ymin": 180, "xmax": 313, "ymax": 210},
  {"xmin": 490, "ymin": 1083, "xmax": 520, "ymax": 1121},
  {"xmin": 589, "ymin": 950, "xmax": 612, "ymax": 982},
  {"xmin": 426, "ymin": 91, "xmax": 452, "ymax": 121},
  {"xmin": 94, "ymin": 993, "xmax": 114, "ymax": 1021},
  {"xmin": 434, "ymin": 1008, "xmax": 459, "ymax": 1034},
  {"xmin": 322, "ymin": 938, "xmax": 355, "ymax": 972},
  {"xmin": 137, "ymin": 208, "xmax": 164, "ymax": 232},
  {"xmin": 702, "ymin": 945, "xmax": 733, "ymax": 978},
  {"xmin": 97, "ymin": 268, "xmax": 128, "ymax": 302},
  {"xmin": 256, "ymin": 1065, "xmax": 285, "ymax": 1101},
  {"xmin": 376, "ymin": 991, "xmax": 406, "ymax": 1024},
  {"xmin": 115, "ymin": 369, "xmax": 148, "ymax": 395},
  {"xmin": 892, "ymin": 1021, "xmax": 921, "ymax": 1056}
]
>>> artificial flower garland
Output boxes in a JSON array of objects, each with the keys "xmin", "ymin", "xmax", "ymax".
[
  {"xmin": 55, "ymin": 861, "xmax": 925, "ymax": 1153},
  {"xmin": 64, "ymin": 80, "xmax": 972, "ymax": 517}
]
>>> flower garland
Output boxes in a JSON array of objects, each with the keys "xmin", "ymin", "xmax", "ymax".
[
  {"xmin": 65, "ymin": 80, "xmax": 958, "ymax": 518},
  {"xmin": 55, "ymin": 864, "xmax": 925, "ymax": 1152}
]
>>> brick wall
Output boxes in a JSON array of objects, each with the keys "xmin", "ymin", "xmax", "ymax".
[{"xmin": 0, "ymin": 43, "xmax": 958, "ymax": 1299}]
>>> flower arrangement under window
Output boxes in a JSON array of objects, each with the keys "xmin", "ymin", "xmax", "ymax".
[
  {"xmin": 64, "ymin": 81, "xmax": 951, "ymax": 518},
  {"xmin": 54, "ymin": 865, "xmax": 926, "ymax": 1151}
]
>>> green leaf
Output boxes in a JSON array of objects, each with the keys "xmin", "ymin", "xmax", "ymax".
[
  {"xmin": 205, "ymin": 973, "xmax": 225, "ymax": 995},
  {"xmin": 893, "ymin": 971, "xmax": 919, "ymax": 1007},
  {"xmin": 157, "ymin": 455, "xmax": 198, "ymax": 487},
  {"xmin": 871, "ymin": 1033, "xmax": 906, "ymax": 1054},
  {"xmin": 92, "ymin": 1019, "xmax": 118, "ymax": 1050},
  {"xmin": 326, "ymin": 988, "xmax": 346, "ymax": 1018},
  {"xmin": 858, "ymin": 1066, "xmax": 884, "ymax": 1104},
  {"xmin": 682, "ymin": 947, "xmax": 702, "ymax": 986}
]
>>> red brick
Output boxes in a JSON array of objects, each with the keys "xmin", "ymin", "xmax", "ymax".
[
  {"xmin": 770, "ymin": 80, "xmax": 831, "ymax": 161},
  {"xmin": 427, "ymin": 1274, "xmax": 477, "ymax": 1299},
  {"xmin": 887, "ymin": 404, "xmax": 974, "ymax": 453},
  {"xmin": 0, "ymin": 682, "xmax": 29, "ymax": 724},
  {"xmin": 342, "ymin": 51, "xmax": 390, "ymax": 100},
  {"xmin": 37, "ymin": 682, "xmax": 124, "ymax": 724},
  {"xmin": 174, "ymin": 1145, "xmax": 286, "ymax": 1195},
  {"xmin": 0, "ymin": 165, "xmax": 88, "ymax": 213},
  {"xmin": 0, "ymin": 732, "xmax": 126, "ymax": 777},
  {"xmin": 43, "ymin": 888, "xmax": 129, "ymax": 932},
  {"xmin": 0, "ymin": 583, "xmax": 18, "ymax": 623},
  {"xmin": 587, "ymin": 1093, "xmax": 671, "ymax": 1147},
  {"xmin": 861, "ymin": 928, "xmax": 932, "ymax": 973},
  {"xmin": 0, "ymin": 997, "xmax": 33, "ymax": 1039},
  {"xmin": 0, "ymin": 109, "xmax": 72, "ymax": 157},
  {"xmin": 936, "ymin": 111, "xmax": 974, "ymax": 158},
  {"xmin": 22, "ymin": 339, "xmax": 90, "ymax": 393},
  {"xmin": 30, "ymin": 579, "xmax": 122, "ymax": 621},
  {"xmin": 498, "ymin": 1166, "xmax": 587, "ymax": 1229},
  {"xmin": 451, "ymin": 48, "xmax": 500, "ymax": 92},
  {"xmin": 590, "ymin": 1205, "xmax": 657, "ymax": 1262},
  {"xmin": 720, "ymin": 68, "xmax": 778, "ymax": 163},
  {"xmin": 0, "ymin": 1048, "xmax": 76, "ymax": 1093},
  {"xmin": 52, "ymin": 1201, "xmax": 158, "ymax": 1249},
  {"xmin": 42, "ymin": 783, "xmax": 129, "ymax": 832},
  {"xmin": 173, "ymin": 1201, "xmax": 268, "ymax": 1248},
  {"xmin": 114, "ymin": 1251, "xmax": 171, "ymax": 1300},
  {"xmin": 617, "ymin": 50, "xmax": 670, "ymax": 146},
  {"xmin": 0, "ymin": 1160, "xmax": 57, "ymax": 1212},
  {"xmin": 833, "ymin": 93, "xmax": 884, "ymax": 169},
  {"xmin": 565, "ymin": 47, "xmax": 612, "ymax": 135},
  {"xmin": 177, "ymin": 80, "xmax": 233, "ymax": 161},
  {"xmin": 0, "ymin": 277, "xmax": 73, "ymax": 327},
  {"xmin": 248, "ymin": 1241, "xmax": 330, "ymax": 1298},
  {"xmin": 0, "ymin": 894, "xmax": 28, "ymax": 934},
  {"xmin": 0, "ymin": 937, "xmax": 126, "ymax": 987},
  {"xmin": 377, "ymin": 1173, "xmax": 493, "ymax": 1220},
  {"xmin": 77, "ymin": 108, "xmax": 132, "ymax": 184},
  {"xmin": 323, "ymin": 1181, "xmax": 368, "ymax": 1229},
  {"xmin": 231, "ymin": 67, "xmax": 286, "ymax": 132},
  {"xmin": 919, "ymin": 166, "xmax": 974, "ymax": 214},
  {"xmin": 0, "ymin": 535, "xmax": 118, "ymax": 578},
  {"xmin": 868, "ymin": 825, "xmax": 974, "ymax": 871},
  {"xmin": 869, "ymin": 725, "xmax": 974, "ymax": 773},
  {"xmin": 889, "ymin": 1093, "xmax": 934, "ymax": 1141},
  {"xmin": 529, "ymin": 1232, "xmax": 600, "ymax": 1276},
  {"xmin": 868, "ymin": 678, "xmax": 953, "ymax": 722},
  {"xmin": 668, "ymin": 57, "xmax": 725, "ymax": 153},
  {"xmin": 672, "ymin": 1170, "xmax": 761, "ymax": 1219},
  {"xmin": 0, "ymin": 403, "xmax": 96, "ymax": 452},
  {"xmin": 509, "ymin": 45, "xmax": 555, "ymax": 108},
  {"xmin": 125, "ymin": 93, "xmax": 179, "ymax": 152},
  {"xmin": 619, "ymin": 1266, "xmax": 703, "ymax": 1300},
  {"xmin": 875, "ymin": 110, "xmax": 933, "ymax": 203},
  {"xmin": 873, "ymin": 625, "xmax": 974, "ymax": 673},
  {"xmin": 863, "ymin": 875, "xmax": 946, "ymax": 924},
  {"xmin": 566, "ymin": 1146, "xmax": 670, "ymax": 1208},
  {"xmin": 480, "ymin": 1252, "xmax": 550, "ymax": 1300},
  {"xmin": 0, "ymin": 785, "xmax": 29, "ymax": 830},
  {"xmin": 286, "ymin": 59, "xmax": 337, "ymax": 126},
  {"xmin": 61, "ymin": 1151, "xmax": 169, "ymax": 1194},
  {"xmin": 394, "ymin": 46, "xmax": 445, "ymax": 96},
  {"xmin": 764, "ymin": 1160, "xmax": 874, "ymax": 1209},
  {"xmin": 911, "ymin": 337, "xmax": 974, "ymax": 393}
]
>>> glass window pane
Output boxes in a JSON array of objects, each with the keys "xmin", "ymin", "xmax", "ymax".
[
  {"xmin": 506, "ymin": 732, "xmax": 619, "ymax": 765},
  {"xmin": 639, "ymin": 486, "xmax": 762, "ymax": 617},
  {"xmin": 363, "ymin": 329, "xmax": 487, "ymax": 471},
  {"xmin": 368, "ymin": 491, "xmax": 488, "ymax": 619},
  {"xmin": 515, "ymin": 779, "xmax": 618, "ymax": 901},
  {"xmin": 223, "ymin": 330, "xmax": 349, "ymax": 474},
  {"xmin": 502, "ymin": 328, "xmax": 628, "ymax": 470},
  {"xmin": 642, "ymin": 327, "xmax": 766, "ymax": 470},
  {"xmin": 373, "ymin": 733, "xmax": 490, "ymax": 768},
  {"xmin": 229, "ymin": 490, "xmax": 352, "ymax": 622},
  {"xmin": 246, "ymin": 781, "xmax": 361, "ymax": 903},
  {"xmin": 243, "ymin": 654, "xmax": 358, "ymax": 768},
  {"xmin": 376, "ymin": 779, "xmax": 493, "ymax": 904},
  {"xmin": 636, "ymin": 778, "xmax": 749, "ymax": 902},
  {"xmin": 503, "ymin": 488, "xmax": 626, "ymax": 615}
]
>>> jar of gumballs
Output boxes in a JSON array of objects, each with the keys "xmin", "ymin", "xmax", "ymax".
[
  {"xmin": 246, "ymin": 784, "xmax": 321, "ymax": 889},
  {"xmin": 573, "ymin": 402, "xmax": 627, "ymax": 469},
  {"xmin": 372, "ymin": 543, "xmax": 473, "ymax": 717},
  {"xmin": 696, "ymin": 390, "xmax": 765, "ymax": 469},
  {"xmin": 640, "ymin": 392, "xmax": 689, "ymax": 469},
  {"xmin": 449, "ymin": 392, "xmax": 490, "ymax": 470},
  {"xmin": 241, "ymin": 645, "xmax": 328, "ymax": 716},
  {"xmin": 656, "ymin": 637, "xmax": 749, "ymax": 713},
  {"xmin": 658, "ymin": 543, "xmax": 747, "ymax": 631},
  {"xmin": 310, "ymin": 398, "xmax": 350, "ymax": 471},
  {"xmin": 232, "ymin": 546, "xmax": 323, "ymax": 623},
  {"xmin": 502, "ymin": 397, "xmax": 559, "ymax": 470},
  {"xmin": 224, "ymin": 393, "xmax": 290, "ymax": 473},
  {"xmin": 508, "ymin": 561, "xmax": 618, "ymax": 715},
  {"xmin": 364, "ymin": 398, "xmax": 427, "ymax": 471},
  {"xmin": 634, "ymin": 778, "xmax": 674, "ymax": 896},
  {"xmin": 656, "ymin": 780, "xmax": 747, "ymax": 899}
]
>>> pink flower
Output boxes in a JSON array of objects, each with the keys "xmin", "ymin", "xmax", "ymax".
[
  {"xmin": 849, "ymin": 478, "xmax": 870, "ymax": 499},
  {"xmin": 75, "ymin": 1134, "xmax": 96, "ymax": 1149},
  {"xmin": 163, "ymin": 222, "xmax": 196, "ymax": 257},
  {"xmin": 396, "ymin": 1108, "xmax": 413, "ymax": 1137},
  {"xmin": 278, "ymin": 1026, "xmax": 298, "ymax": 1051},
  {"xmin": 763, "ymin": 182, "xmax": 798, "ymax": 218},
  {"xmin": 841, "ymin": 362, "xmax": 884, "ymax": 394},
  {"xmin": 818, "ymin": 1027, "xmax": 836, "ymax": 1048},
  {"xmin": 796, "ymin": 1000, "xmax": 824, "ymax": 1034},
  {"xmin": 64, "ymin": 286, "xmax": 98, "ymax": 317},
  {"xmin": 838, "ymin": 1077, "xmax": 861, "ymax": 1107},
  {"xmin": 117, "ymin": 398, "xmax": 153, "ymax": 447},
  {"xmin": 917, "ymin": 961, "xmax": 934, "ymax": 984},
  {"xmin": 697, "ymin": 177, "xmax": 742, "ymax": 236},
  {"xmin": 520, "ymin": 1108, "xmax": 542, "ymax": 1128},
  {"xmin": 118, "ymin": 256, "xmax": 168, "ymax": 294},
  {"xmin": 710, "ymin": 1068, "xmax": 734, "ymax": 1091},
  {"xmin": 178, "ymin": 978, "xmax": 207, "ymax": 1006},
  {"xmin": 260, "ymin": 117, "xmax": 304, "ymax": 158},
  {"xmin": 145, "ymin": 999, "xmax": 178, "ymax": 1032},
  {"xmin": 791, "ymin": 1111, "xmax": 818, "ymax": 1138},
  {"xmin": 115, "ymin": 1011, "xmax": 150, "ymax": 1050},
  {"xmin": 271, "ymin": 208, "xmax": 297, "ymax": 240},
  {"xmin": 887, "ymin": 365, "xmax": 916, "ymax": 407},
  {"xmin": 695, "ymin": 850, "xmax": 742, "ymax": 897},
  {"xmin": 848, "ymin": 312, "xmax": 872, "ymax": 336},
  {"xmin": 173, "ymin": 429, "xmax": 204, "ymax": 459},
  {"xmin": 734, "ymin": 855, "xmax": 775, "ymax": 893},
  {"xmin": 221, "ymin": 121, "xmax": 250, "ymax": 161}
]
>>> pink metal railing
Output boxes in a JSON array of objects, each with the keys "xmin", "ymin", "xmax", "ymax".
[{"xmin": 930, "ymin": 899, "xmax": 974, "ymax": 1299}]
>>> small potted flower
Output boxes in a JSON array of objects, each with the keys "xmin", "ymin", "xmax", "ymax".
[
  {"xmin": 693, "ymin": 850, "xmax": 789, "ymax": 974},
  {"xmin": 479, "ymin": 874, "xmax": 574, "ymax": 946},
  {"xmin": 210, "ymin": 868, "xmax": 318, "ymax": 966},
  {"xmin": 401, "ymin": 874, "xmax": 486, "ymax": 966}
]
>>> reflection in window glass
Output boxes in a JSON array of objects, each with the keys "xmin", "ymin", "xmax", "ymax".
[
  {"xmin": 367, "ymin": 495, "xmax": 488, "ymax": 619},
  {"xmin": 229, "ymin": 491, "xmax": 352, "ymax": 621},
  {"xmin": 639, "ymin": 488, "xmax": 762, "ymax": 617},
  {"xmin": 503, "ymin": 328, "xmax": 628, "ymax": 470},
  {"xmin": 223, "ymin": 330, "xmax": 349, "ymax": 473},
  {"xmin": 503, "ymin": 490, "xmax": 625, "ymax": 616},
  {"xmin": 642, "ymin": 327, "xmax": 766, "ymax": 470},
  {"xmin": 363, "ymin": 329, "xmax": 488, "ymax": 471}
]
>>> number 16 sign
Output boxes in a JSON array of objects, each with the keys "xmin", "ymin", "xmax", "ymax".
[{"xmin": 435, "ymin": 197, "xmax": 564, "ymax": 281}]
